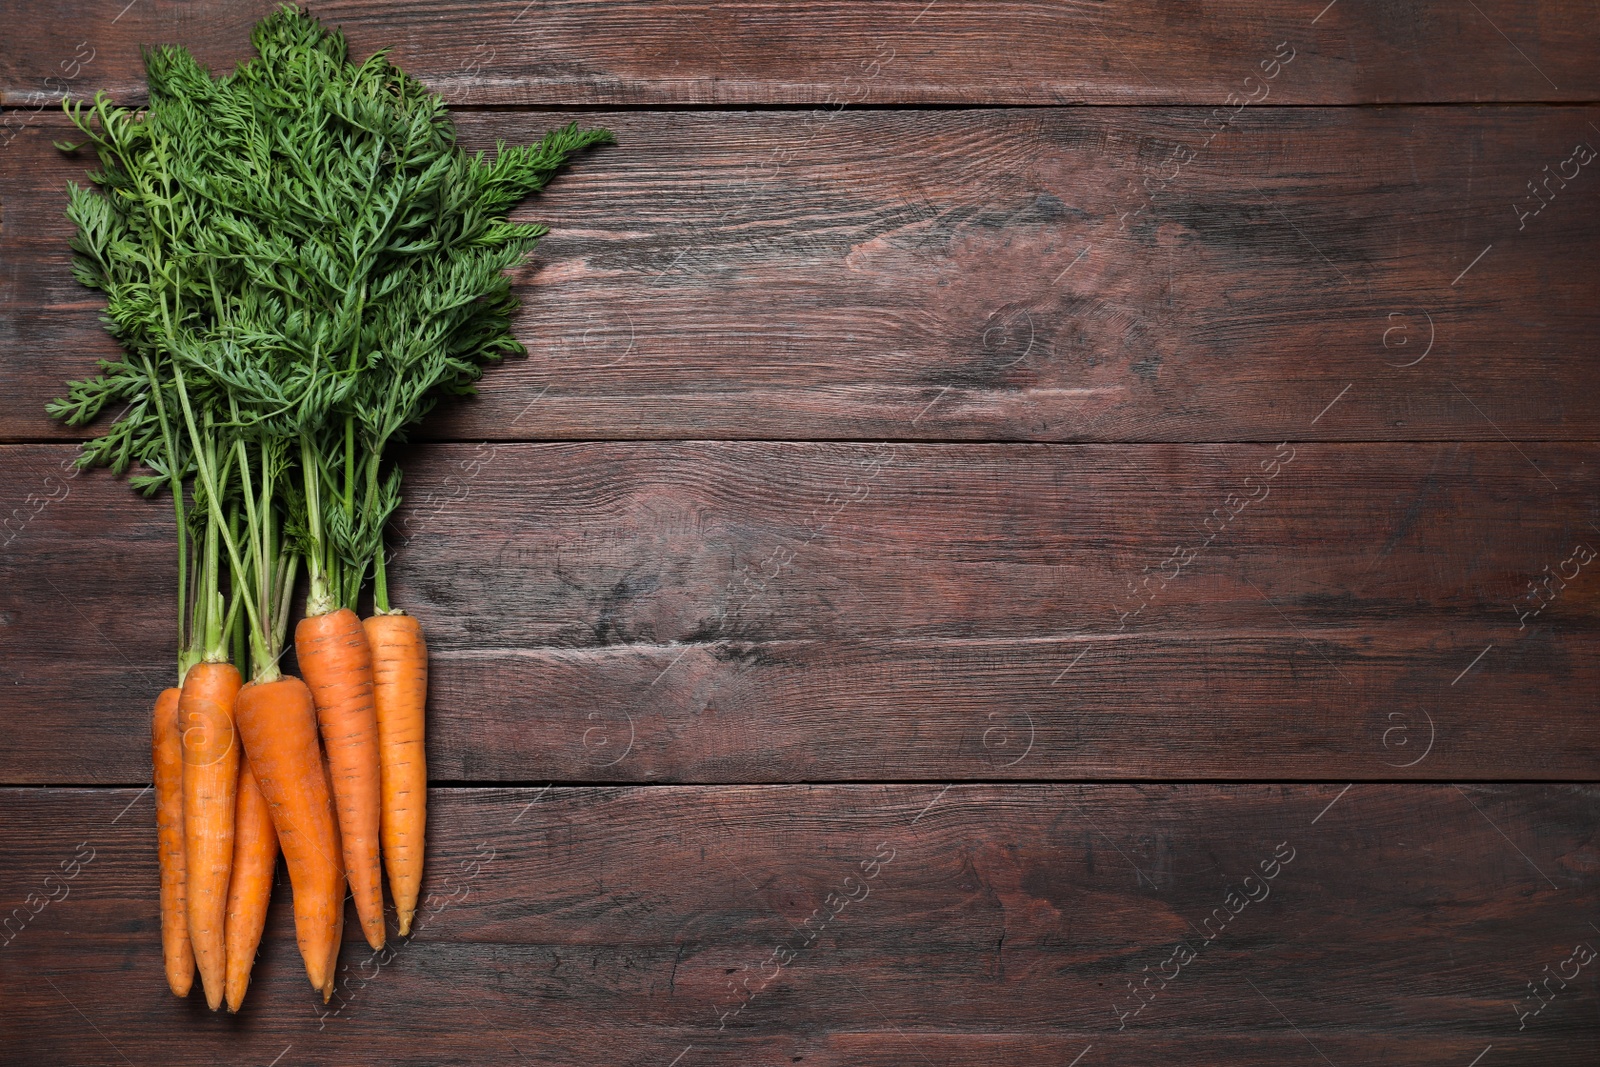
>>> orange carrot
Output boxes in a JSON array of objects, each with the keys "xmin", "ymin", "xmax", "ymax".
[
  {"xmin": 320, "ymin": 754, "xmax": 344, "ymax": 1005},
  {"xmin": 235, "ymin": 675, "xmax": 346, "ymax": 993},
  {"xmin": 153, "ymin": 686, "xmax": 195, "ymax": 997},
  {"xmin": 180, "ymin": 661, "xmax": 242, "ymax": 1010},
  {"xmin": 297, "ymin": 607, "xmax": 385, "ymax": 951},
  {"xmin": 223, "ymin": 759, "xmax": 279, "ymax": 1012},
  {"xmin": 365, "ymin": 612, "xmax": 429, "ymax": 936}
]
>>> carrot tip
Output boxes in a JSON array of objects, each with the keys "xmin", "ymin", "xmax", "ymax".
[{"xmin": 397, "ymin": 912, "xmax": 413, "ymax": 937}]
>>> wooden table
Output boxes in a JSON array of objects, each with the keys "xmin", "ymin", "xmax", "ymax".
[{"xmin": 3, "ymin": 2, "xmax": 1598, "ymax": 1063}]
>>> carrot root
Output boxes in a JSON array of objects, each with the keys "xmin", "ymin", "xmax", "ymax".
[
  {"xmin": 365, "ymin": 612, "xmax": 428, "ymax": 937},
  {"xmin": 298, "ymin": 607, "xmax": 385, "ymax": 951},
  {"xmin": 235, "ymin": 675, "xmax": 346, "ymax": 993},
  {"xmin": 181, "ymin": 662, "xmax": 243, "ymax": 1011},
  {"xmin": 223, "ymin": 759, "xmax": 279, "ymax": 1012},
  {"xmin": 153, "ymin": 686, "xmax": 195, "ymax": 998}
]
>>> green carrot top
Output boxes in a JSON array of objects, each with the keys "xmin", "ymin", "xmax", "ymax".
[{"xmin": 50, "ymin": 3, "xmax": 614, "ymax": 673}]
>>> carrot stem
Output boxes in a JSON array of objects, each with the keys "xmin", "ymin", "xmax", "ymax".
[
  {"xmin": 200, "ymin": 453, "xmax": 224, "ymax": 663},
  {"xmin": 302, "ymin": 430, "xmax": 336, "ymax": 618},
  {"xmin": 274, "ymin": 549, "xmax": 299, "ymax": 657},
  {"xmin": 343, "ymin": 415, "xmax": 356, "ymax": 522},
  {"xmin": 363, "ymin": 447, "xmax": 391, "ymax": 614},
  {"xmin": 138, "ymin": 352, "xmax": 189, "ymax": 681},
  {"xmin": 171, "ymin": 362, "xmax": 266, "ymax": 664},
  {"xmin": 372, "ymin": 539, "xmax": 390, "ymax": 615}
]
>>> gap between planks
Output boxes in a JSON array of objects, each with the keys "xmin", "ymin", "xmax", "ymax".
[
  {"xmin": 9, "ymin": 437, "xmax": 1600, "ymax": 447},
  {"xmin": 5, "ymin": 778, "xmax": 1596, "ymax": 790}
]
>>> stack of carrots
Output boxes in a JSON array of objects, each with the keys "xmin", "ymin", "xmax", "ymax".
[{"xmin": 49, "ymin": 6, "xmax": 611, "ymax": 1010}]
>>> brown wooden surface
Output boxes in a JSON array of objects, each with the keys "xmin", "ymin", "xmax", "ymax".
[
  {"xmin": 3, "ymin": 0, "xmax": 1598, "ymax": 1061},
  {"xmin": 5, "ymin": 107, "xmax": 1600, "ymax": 443},
  {"xmin": 3, "ymin": 0, "xmax": 1598, "ymax": 107},
  {"xmin": 3, "ymin": 441, "xmax": 1597, "ymax": 784},
  {"xmin": 3, "ymin": 785, "xmax": 1596, "ymax": 1065}
]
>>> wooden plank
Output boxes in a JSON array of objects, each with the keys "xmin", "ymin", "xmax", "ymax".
[
  {"xmin": 2, "ymin": 0, "xmax": 1597, "ymax": 108},
  {"xmin": 1, "ymin": 784, "xmax": 1594, "ymax": 1063},
  {"xmin": 4, "ymin": 107, "xmax": 1599, "ymax": 444},
  {"xmin": 3, "ymin": 441, "xmax": 1596, "ymax": 784}
]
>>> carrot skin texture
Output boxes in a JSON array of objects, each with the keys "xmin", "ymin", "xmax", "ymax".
[
  {"xmin": 223, "ymin": 759, "xmax": 279, "ymax": 1012},
  {"xmin": 235, "ymin": 676, "xmax": 346, "ymax": 993},
  {"xmin": 321, "ymin": 752, "xmax": 344, "ymax": 1005},
  {"xmin": 180, "ymin": 662, "xmax": 242, "ymax": 1011},
  {"xmin": 365, "ymin": 613, "xmax": 428, "ymax": 936},
  {"xmin": 153, "ymin": 686, "xmax": 195, "ymax": 998},
  {"xmin": 297, "ymin": 608, "xmax": 385, "ymax": 950}
]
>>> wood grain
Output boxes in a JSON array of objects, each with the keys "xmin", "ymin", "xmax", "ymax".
[
  {"xmin": 2, "ymin": 0, "xmax": 1597, "ymax": 108},
  {"xmin": 5, "ymin": 107, "xmax": 1599, "ymax": 444},
  {"xmin": 3, "ymin": 1, "xmax": 1595, "ymax": 1061},
  {"xmin": 4, "ymin": 442, "xmax": 1595, "ymax": 784},
  {"xmin": 2, "ymin": 784, "xmax": 1594, "ymax": 1064}
]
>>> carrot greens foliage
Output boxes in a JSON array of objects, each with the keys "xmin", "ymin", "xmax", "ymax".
[{"xmin": 50, "ymin": 4, "xmax": 612, "ymax": 680}]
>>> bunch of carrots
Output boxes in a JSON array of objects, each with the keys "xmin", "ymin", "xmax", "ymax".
[{"xmin": 49, "ymin": 6, "xmax": 610, "ymax": 1011}]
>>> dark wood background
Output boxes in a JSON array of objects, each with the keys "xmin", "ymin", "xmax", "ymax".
[{"xmin": 2, "ymin": 2, "xmax": 1597, "ymax": 1064}]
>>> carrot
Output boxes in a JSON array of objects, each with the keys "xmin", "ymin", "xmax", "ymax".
[
  {"xmin": 235, "ymin": 675, "xmax": 347, "ymax": 993},
  {"xmin": 297, "ymin": 606, "xmax": 385, "ymax": 951},
  {"xmin": 152, "ymin": 686, "xmax": 195, "ymax": 997},
  {"xmin": 180, "ymin": 661, "xmax": 242, "ymax": 1010},
  {"xmin": 51, "ymin": 8, "xmax": 616, "ymax": 1012},
  {"xmin": 364, "ymin": 612, "xmax": 429, "ymax": 936},
  {"xmin": 223, "ymin": 759, "xmax": 279, "ymax": 1012},
  {"xmin": 320, "ymin": 753, "xmax": 345, "ymax": 1006}
]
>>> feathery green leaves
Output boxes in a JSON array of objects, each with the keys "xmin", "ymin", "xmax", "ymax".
[{"xmin": 53, "ymin": 3, "xmax": 613, "ymax": 672}]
